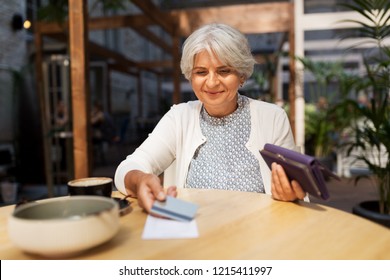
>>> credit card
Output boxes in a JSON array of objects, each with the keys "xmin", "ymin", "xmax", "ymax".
[{"xmin": 150, "ymin": 196, "xmax": 198, "ymax": 222}]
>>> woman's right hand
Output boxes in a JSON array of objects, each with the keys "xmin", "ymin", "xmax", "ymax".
[
  {"xmin": 270, "ymin": 163, "xmax": 306, "ymax": 201},
  {"xmin": 124, "ymin": 170, "xmax": 177, "ymax": 213}
]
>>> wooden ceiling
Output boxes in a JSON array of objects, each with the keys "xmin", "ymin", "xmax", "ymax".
[
  {"xmin": 36, "ymin": 1, "xmax": 293, "ymax": 72},
  {"xmin": 159, "ymin": 0, "xmax": 289, "ymax": 10},
  {"xmin": 173, "ymin": 2, "xmax": 292, "ymax": 35}
]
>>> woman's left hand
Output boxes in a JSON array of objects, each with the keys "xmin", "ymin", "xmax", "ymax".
[{"xmin": 271, "ymin": 162, "xmax": 306, "ymax": 201}]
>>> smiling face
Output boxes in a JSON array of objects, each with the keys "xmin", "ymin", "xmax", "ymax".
[{"xmin": 191, "ymin": 50, "xmax": 244, "ymax": 117}]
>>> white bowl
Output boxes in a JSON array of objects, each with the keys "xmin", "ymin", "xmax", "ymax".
[{"xmin": 8, "ymin": 196, "xmax": 120, "ymax": 258}]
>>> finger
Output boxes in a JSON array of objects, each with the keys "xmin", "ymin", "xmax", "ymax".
[
  {"xmin": 145, "ymin": 175, "xmax": 166, "ymax": 201},
  {"xmin": 272, "ymin": 163, "xmax": 289, "ymax": 200},
  {"xmin": 167, "ymin": 186, "xmax": 178, "ymax": 197},
  {"xmin": 272, "ymin": 163, "xmax": 299, "ymax": 201},
  {"xmin": 137, "ymin": 186, "xmax": 155, "ymax": 213},
  {"xmin": 271, "ymin": 163, "xmax": 285, "ymax": 199},
  {"xmin": 275, "ymin": 164, "xmax": 293, "ymax": 196},
  {"xmin": 291, "ymin": 180, "xmax": 306, "ymax": 200}
]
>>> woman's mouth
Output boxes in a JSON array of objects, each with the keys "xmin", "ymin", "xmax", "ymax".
[{"xmin": 205, "ymin": 90, "xmax": 223, "ymax": 95}]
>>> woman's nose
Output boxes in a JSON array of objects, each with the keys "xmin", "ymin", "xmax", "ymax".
[{"xmin": 206, "ymin": 72, "xmax": 219, "ymax": 87}]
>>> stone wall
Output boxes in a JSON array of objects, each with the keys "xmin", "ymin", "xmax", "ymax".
[
  {"xmin": 0, "ymin": 0, "xmax": 26, "ymax": 68},
  {"xmin": 0, "ymin": 0, "xmax": 27, "ymax": 142}
]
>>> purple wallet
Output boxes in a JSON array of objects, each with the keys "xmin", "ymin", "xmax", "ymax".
[{"xmin": 260, "ymin": 144, "xmax": 339, "ymax": 200}]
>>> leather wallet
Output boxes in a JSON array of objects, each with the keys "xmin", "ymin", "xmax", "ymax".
[{"xmin": 260, "ymin": 143, "xmax": 339, "ymax": 200}]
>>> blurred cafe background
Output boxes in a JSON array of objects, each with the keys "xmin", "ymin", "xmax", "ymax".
[{"xmin": 0, "ymin": 0, "xmax": 387, "ymax": 211}]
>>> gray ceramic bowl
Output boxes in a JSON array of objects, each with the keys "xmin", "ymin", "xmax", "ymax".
[{"xmin": 8, "ymin": 196, "xmax": 120, "ymax": 258}]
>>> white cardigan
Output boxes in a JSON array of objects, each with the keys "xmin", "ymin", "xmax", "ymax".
[{"xmin": 114, "ymin": 96, "xmax": 296, "ymax": 195}]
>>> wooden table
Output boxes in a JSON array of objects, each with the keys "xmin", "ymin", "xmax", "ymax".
[{"xmin": 1, "ymin": 189, "xmax": 389, "ymax": 260}]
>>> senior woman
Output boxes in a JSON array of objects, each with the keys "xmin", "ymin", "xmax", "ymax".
[{"xmin": 115, "ymin": 23, "xmax": 306, "ymax": 212}]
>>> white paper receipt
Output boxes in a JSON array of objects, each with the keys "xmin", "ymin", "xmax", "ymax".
[
  {"xmin": 142, "ymin": 215, "xmax": 199, "ymax": 240},
  {"xmin": 142, "ymin": 196, "xmax": 199, "ymax": 240}
]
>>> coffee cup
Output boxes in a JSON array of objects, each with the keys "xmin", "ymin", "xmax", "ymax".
[{"xmin": 68, "ymin": 177, "xmax": 113, "ymax": 197}]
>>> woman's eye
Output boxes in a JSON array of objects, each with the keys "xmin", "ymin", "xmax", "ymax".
[
  {"xmin": 194, "ymin": 71, "xmax": 207, "ymax": 75},
  {"xmin": 218, "ymin": 69, "xmax": 232, "ymax": 75}
]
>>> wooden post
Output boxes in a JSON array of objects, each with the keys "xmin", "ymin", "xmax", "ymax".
[
  {"xmin": 157, "ymin": 73, "xmax": 162, "ymax": 114},
  {"xmin": 68, "ymin": 0, "xmax": 91, "ymax": 178},
  {"xmin": 137, "ymin": 72, "xmax": 143, "ymax": 118},
  {"xmin": 106, "ymin": 66, "xmax": 112, "ymax": 113},
  {"xmin": 172, "ymin": 33, "xmax": 181, "ymax": 104},
  {"xmin": 34, "ymin": 26, "xmax": 54, "ymax": 197},
  {"xmin": 288, "ymin": 2, "xmax": 296, "ymax": 138}
]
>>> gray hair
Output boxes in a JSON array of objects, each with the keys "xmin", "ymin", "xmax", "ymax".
[{"xmin": 180, "ymin": 23, "xmax": 256, "ymax": 81}]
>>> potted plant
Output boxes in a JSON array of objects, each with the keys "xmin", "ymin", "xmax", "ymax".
[
  {"xmin": 337, "ymin": 0, "xmax": 390, "ymax": 227},
  {"xmin": 297, "ymin": 58, "xmax": 353, "ymax": 169}
]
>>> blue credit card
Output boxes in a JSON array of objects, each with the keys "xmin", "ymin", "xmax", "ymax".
[{"xmin": 150, "ymin": 196, "xmax": 198, "ymax": 222}]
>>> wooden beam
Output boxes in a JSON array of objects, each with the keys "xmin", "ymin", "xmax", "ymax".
[
  {"xmin": 37, "ymin": 15, "xmax": 171, "ymax": 53},
  {"xmin": 90, "ymin": 42, "xmax": 165, "ymax": 74},
  {"xmin": 40, "ymin": 32, "xmax": 143, "ymax": 74},
  {"xmin": 136, "ymin": 27, "xmax": 172, "ymax": 53},
  {"xmin": 137, "ymin": 74, "xmax": 143, "ymax": 117},
  {"xmin": 89, "ymin": 41, "xmax": 139, "ymax": 68},
  {"xmin": 37, "ymin": 14, "xmax": 153, "ymax": 34},
  {"xmin": 131, "ymin": 0, "xmax": 176, "ymax": 35},
  {"xmin": 34, "ymin": 26, "xmax": 54, "ymax": 197},
  {"xmin": 157, "ymin": 74, "xmax": 162, "ymax": 115},
  {"xmin": 68, "ymin": 0, "xmax": 90, "ymax": 178},
  {"xmin": 38, "ymin": 2, "xmax": 292, "ymax": 37},
  {"xmin": 288, "ymin": 2, "xmax": 296, "ymax": 138},
  {"xmin": 137, "ymin": 60, "xmax": 173, "ymax": 69},
  {"xmin": 172, "ymin": 34, "xmax": 181, "ymax": 104},
  {"xmin": 274, "ymin": 32, "xmax": 288, "ymax": 103},
  {"xmin": 90, "ymin": 15, "xmax": 172, "ymax": 52},
  {"xmin": 108, "ymin": 63, "xmax": 139, "ymax": 76},
  {"xmin": 89, "ymin": 14, "xmax": 153, "ymax": 30},
  {"xmin": 35, "ymin": 21, "xmax": 66, "ymax": 34},
  {"xmin": 171, "ymin": 2, "xmax": 292, "ymax": 36},
  {"xmin": 43, "ymin": 31, "xmax": 165, "ymax": 75}
]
